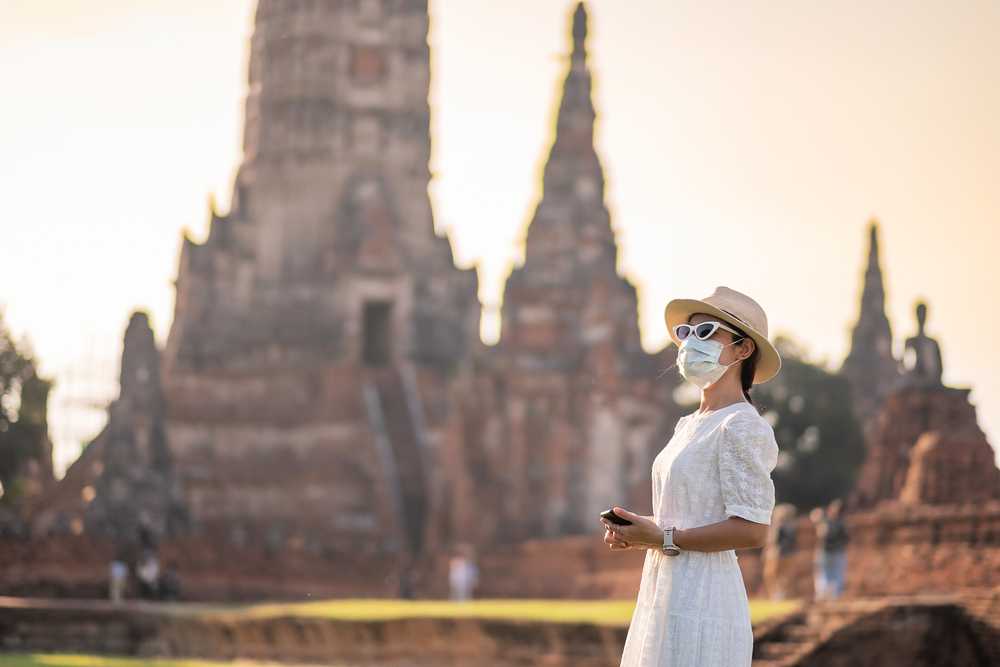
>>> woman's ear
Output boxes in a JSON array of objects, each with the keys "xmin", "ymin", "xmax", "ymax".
[{"xmin": 739, "ymin": 337, "xmax": 756, "ymax": 361}]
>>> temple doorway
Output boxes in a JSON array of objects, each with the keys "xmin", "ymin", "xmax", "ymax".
[{"xmin": 362, "ymin": 301, "xmax": 393, "ymax": 366}]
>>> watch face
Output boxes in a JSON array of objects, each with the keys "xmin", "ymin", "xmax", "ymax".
[{"xmin": 663, "ymin": 547, "xmax": 681, "ymax": 557}]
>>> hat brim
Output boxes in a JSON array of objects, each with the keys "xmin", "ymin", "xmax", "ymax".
[{"xmin": 664, "ymin": 299, "xmax": 781, "ymax": 384}]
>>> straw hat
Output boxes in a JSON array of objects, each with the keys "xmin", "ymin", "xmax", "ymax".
[{"xmin": 664, "ymin": 286, "xmax": 781, "ymax": 384}]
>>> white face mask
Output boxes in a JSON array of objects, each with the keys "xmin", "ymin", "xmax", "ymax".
[{"xmin": 677, "ymin": 336, "xmax": 741, "ymax": 389}]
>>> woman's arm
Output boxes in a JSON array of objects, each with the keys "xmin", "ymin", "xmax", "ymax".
[{"xmin": 601, "ymin": 507, "xmax": 767, "ymax": 552}]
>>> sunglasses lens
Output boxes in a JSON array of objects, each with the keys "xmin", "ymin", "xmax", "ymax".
[
  {"xmin": 695, "ymin": 322, "xmax": 717, "ymax": 340},
  {"xmin": 675, "ymin": 325, "xmax": 692, "ymax": 341}
]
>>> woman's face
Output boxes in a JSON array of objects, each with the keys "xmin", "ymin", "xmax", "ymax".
[{"xmin": 687, "ymin": 312, "xmax": 753, "ymax": 368}]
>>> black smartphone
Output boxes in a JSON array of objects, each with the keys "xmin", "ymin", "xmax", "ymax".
[{"xmin": 600, "ymin": 509, "xmax": 633, "ymax": 526}]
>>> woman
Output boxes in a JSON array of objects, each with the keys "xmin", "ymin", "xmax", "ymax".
[{"xmin": 602, "ymin": 286, "xmax": 781, "ymax": 667}]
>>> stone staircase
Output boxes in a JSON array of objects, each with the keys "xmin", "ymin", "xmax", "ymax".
[{"xmin": 371, "ymin": 366, "xmax": 430, "ymax": 553}]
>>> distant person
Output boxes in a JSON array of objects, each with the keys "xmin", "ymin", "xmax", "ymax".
[
  {"xmin": 812, "ymin": 499, "xmax": 849, "ymax": 600},
  {"xmin": 763, "ymin": 504, "xmax": 797, "ymax": 600},
  {"xmin": 600, "ymin": 287, "xmax": 780, "ymax": 667},
  {"xmin": 136, "ymin": 549, "xmax": 160, "ymax": 601},
  {"xmin": 809, "ymin": 507, "xmax": 826, "ymax": 597},
  {"xmin": 109, "ymin": 557, "xmax": 129, "ymax": 603},
  {"xmin": 160, "ymin": 562, "xmax": 180, "ymax": 602},
  {"xmin": 449, "ymin": 554, "xmax": 479, "ymax": 602}
]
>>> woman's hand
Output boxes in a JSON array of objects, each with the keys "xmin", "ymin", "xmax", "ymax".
[
  {"xmin": 601, "ymin": 508, "xmax": 661, "ymax": 551},
  {"xmin": 603, "ymin": 520, "xmax": 631, "ymax": 550}
]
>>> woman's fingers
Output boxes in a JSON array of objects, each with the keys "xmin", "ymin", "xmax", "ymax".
[
  {"xmin": 605, "ymin": 528, "xmax": 630, "ymax": 550},
  {"xmin": 602, "ymin": 512, "xmax": 635, "ymax": 551}
]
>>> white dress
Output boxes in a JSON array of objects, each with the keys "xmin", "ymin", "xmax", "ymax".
[{"xmin": 620, "ymin": 402, "xmax": 778, "ymax": 667}]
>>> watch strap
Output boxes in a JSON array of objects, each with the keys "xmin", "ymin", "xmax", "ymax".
[{"xmin": 662, "ymin": 527, "xmax": 681, "ymax": 556}]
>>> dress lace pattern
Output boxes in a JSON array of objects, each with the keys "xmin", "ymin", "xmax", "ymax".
[{"xmin": 620, "ymin": 402, "xmax": 778, "ymax": 667}]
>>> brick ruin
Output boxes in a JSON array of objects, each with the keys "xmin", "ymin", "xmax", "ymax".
[
  {"xmin": 18, "ymin": 1, "xmax": 680, "ymax": 588},
  {"xmin": 843, "ymin": 288, "xmax": 1000, "ymax": 511},
  {"xmin": 834, "ymin": 301, "xmax": 1000, "ymax": 600},
  {"xmin": 158, "ymin": 0, "xmax": 480, "ymax": 560},
  {"xmin": 8, "ymin": 5, "xmax": 1000, "ymax": 640},
  {"xmin": 850, "ymin": 384, "xmax": 1000, "ymax": 510},
  {"xmin": 752, "ymin": 233, "xmax": 1000, "ymax": 606}
]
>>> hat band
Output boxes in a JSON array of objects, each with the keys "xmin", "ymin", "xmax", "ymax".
[{"xmin": 717, "ymin": 308, "xmax": 749, "ymax": 327}]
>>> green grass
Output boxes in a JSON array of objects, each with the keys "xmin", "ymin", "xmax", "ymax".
[
  {"xmin": 204, "ymin": 597, "xmax": 801, "ymax": 627},
  {"xmin": 238, "ymin": 598, "xmax": 640, "ymax": 625}
]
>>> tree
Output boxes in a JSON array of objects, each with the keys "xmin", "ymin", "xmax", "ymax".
[
  {"xmin": 0, "ymin": 307, "xmax": 53, "ymax": 505},
  {"xmin": 750, "ymin": 337, "xmax": 866, "ymax": 511}
]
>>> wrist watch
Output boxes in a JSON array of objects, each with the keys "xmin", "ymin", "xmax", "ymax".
[{"xmin": 662, "ymin": 527, "xmax": 681, "ymax": 556}]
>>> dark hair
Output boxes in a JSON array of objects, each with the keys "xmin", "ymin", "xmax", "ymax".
[{"xmin": 729, "ymin": 323, "xmax": 760, "ymax": 408}]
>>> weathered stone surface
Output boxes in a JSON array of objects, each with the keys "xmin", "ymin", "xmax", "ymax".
[
  {"xmin": 898, "ymin": 428, "xmax": 1000, "ymax": 506},
  {"xmin": 845, "ymin": 503, "xmax": 1000, "ymax": 598}
]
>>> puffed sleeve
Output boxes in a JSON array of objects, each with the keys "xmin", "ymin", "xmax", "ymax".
[{"xmin": 718, "ymin": 410, "xmax": 779, "ymax": 525}]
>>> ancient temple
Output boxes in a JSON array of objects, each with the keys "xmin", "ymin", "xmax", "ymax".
[
  {"xmin": 849, "ymin": 303, "xmax": 1000, "ymax": 509},
  {"xmin": 157, "ymin": 0, "xmax": 478, "ymax": 556},
  {"xmin": 27, "ymin": 1, "xmax": 681, "ymax": 568},
  {"xmin": 840, "ymin": 223, "xmax": 900, "ymax": 433},
  {"xmin": 30, "ymin": 313, "xmax": 186, "ymax": 541},
  {"xmin": 437, "ymin": 4, "xmax": 679, "ymax": 546}
]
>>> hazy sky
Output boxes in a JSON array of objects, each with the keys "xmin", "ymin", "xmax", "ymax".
[{"xmin": 1, "ymin": 0, "xmax": 998, "ymax": 474}]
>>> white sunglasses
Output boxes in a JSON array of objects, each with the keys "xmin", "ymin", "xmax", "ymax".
[{"xmin": 673, "ymin": 321, "xmax": 744, "ymax": 342}]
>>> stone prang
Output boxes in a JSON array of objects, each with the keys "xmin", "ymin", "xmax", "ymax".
[
  {"xmin": 30, "ymin": 313, "xmax": 186, "ymax": 541},
  {"xmin": 159, "ymin": 0, "xmax": 478, "ymax": 557},
  {"xmin": 436, "ymin": 4, "xmax": 680, "ymax": 546},
  {"xmin": 85, "ymin": 313, "xmax": 186, "ymax": 539},
  {"xmin": 840, "ymin": 223, "xmax": 901, "ymax": 434}
]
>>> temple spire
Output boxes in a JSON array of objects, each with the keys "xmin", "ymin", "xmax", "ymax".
[
  {"xmin": 841, "ymin": 221, "xmax": 900, "ymax": 432},
  {"xmin": 521, "ymin": 2, "xmax": 613, "ymax": 272},
  {"xmin": 863, "ymin": 223, "xmax": 886, "ymax": 314},
  {"xmin": 500, "ymin": 2, "xmax": 638, "ymax": 361},
  {"xmin": 572, "ymin": 2, "xmax": 587, "ymax": 60}
]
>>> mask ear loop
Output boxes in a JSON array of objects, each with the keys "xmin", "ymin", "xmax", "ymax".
[{"xmin": 719, "ymin": 338, "xmax": 744, "ymax": 367}]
